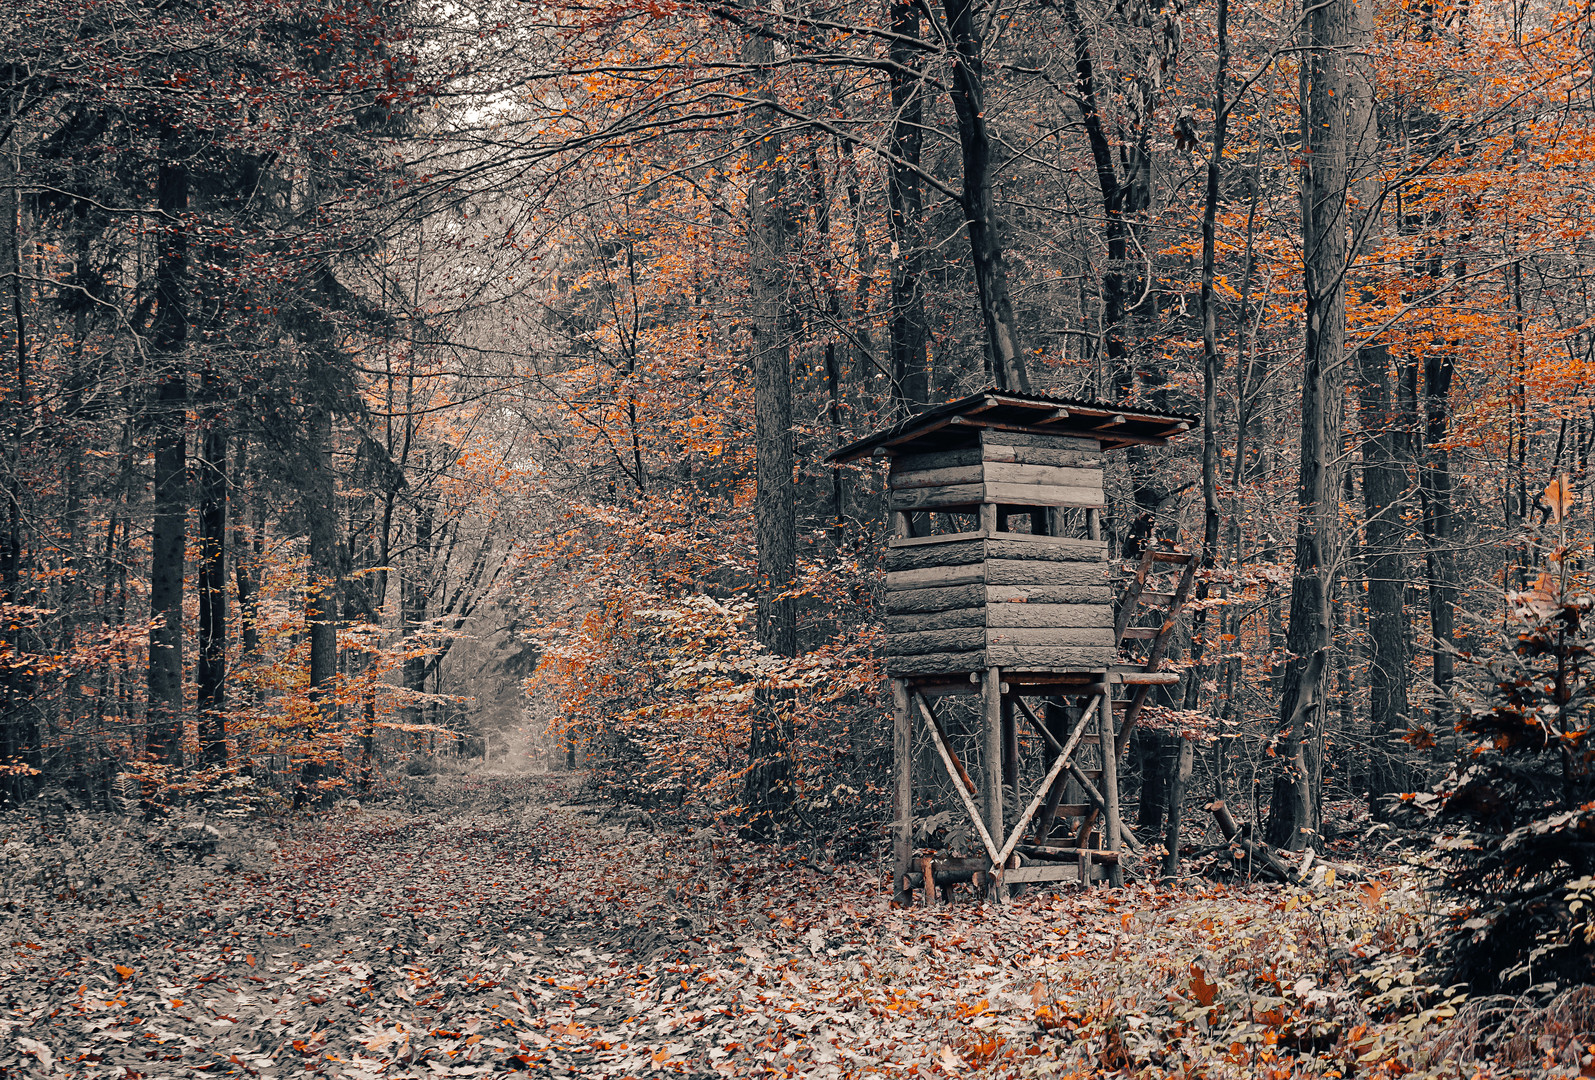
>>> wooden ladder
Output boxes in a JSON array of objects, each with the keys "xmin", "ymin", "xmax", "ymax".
[
  {"xmin": 1111, "ymin": 544, "xmax": 1197, "ymax": 751},
  {"xmin": 1058, "ymin": 545, "xmax": 1196, "ymax": 854}
]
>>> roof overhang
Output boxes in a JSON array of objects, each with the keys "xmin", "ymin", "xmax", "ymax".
[{"xmin": 827, "ymin": 389, "xmax": 1198, "ymax": 463}]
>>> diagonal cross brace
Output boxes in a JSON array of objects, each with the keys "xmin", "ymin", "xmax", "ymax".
[
  {"xmin": 913, "ymin": 692, "xmax": 1003, "ymax": 867},
  {"xmin": 1013, "ymin": 693, "xmax": 1142, "ymax": 853}
]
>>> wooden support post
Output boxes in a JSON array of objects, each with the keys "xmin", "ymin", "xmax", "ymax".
[
  {"xmin": 1098, "ymin": 692, "xmax": 1124, "ymax": 886},
  {"xmin": 1087, "ymin": 507, "xmax": 1101, "ymax": 541},
  {"xmin": 1161, "ymin": 736, "xmax": 1194, "ymax": 881},
  {"xmin": 1000, "ymin": 693, "xmax": 1018, "ymax": 800},
  {"xmin": 891, "ymin": 679, "xmax": 913, "ymax": 906},
  {"xmin": 982, "ymin": 666, "xmax": 1007, "ymax": 903},
  {"xmin": 980, "ymin": 503, "xmax": 997, "ymax": 535}
]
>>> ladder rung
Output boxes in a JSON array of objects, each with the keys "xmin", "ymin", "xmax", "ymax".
[
  {"xmin": 1150, "ymin": 550, "xmax": 1194, "ymax": 563},
  {"xmin": 1120, "ymin": 627, "xmax": 1161, "ymax": 639},
  {"xmin": 1140, "ymin": 591, "xmax": 1177, "ymax": 605}
]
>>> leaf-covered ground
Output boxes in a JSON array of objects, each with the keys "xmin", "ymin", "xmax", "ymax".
[{"xmin": 2, "ymin": 775, "xmax": 1588, "ymax": 1078}]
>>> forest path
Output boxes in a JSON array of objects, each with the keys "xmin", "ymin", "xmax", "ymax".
[{"xmin": 3, "ymin": 774, "xmax": 1422, "ymax": 1078}]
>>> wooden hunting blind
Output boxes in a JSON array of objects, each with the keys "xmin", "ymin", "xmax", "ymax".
[{"xmin": 828, "ymin": 390, "xmax": 1198, "ymax": 902}]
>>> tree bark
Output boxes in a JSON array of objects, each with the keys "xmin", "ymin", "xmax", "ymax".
[
  {"xmin": 1420, "ymin": 349, "xmax": 1457, "ymax": 723},
  {"xmin": 197, "ymin": 365, "xmax": 227, "ymax": 766},
  {"xmin": 1359, "ymin": 342, "xmax": 1412, "ymax": 811},
  {"xmin": 1266, "ymin": 0, "xmax": 1351, "ymax": 850},
  {"xmin": 939, "ymin": 0, "xmax": 1028, "ymax": 392},
  {"xmin": 147, "ymin": 155, "xmax": 189, "ymax": 766},
  {"xmin": 300, "ymin": 399, "xmax": 339, "ymax": 805},
  {"xmin": 403, "ymin": 464, "xmax": 434, "ymax": 732},
  {"xmin": 886, "ymin": 0, "xmax": 931, "ymax": 410},
  {"xmin": 0, "ymin": 120, "xmax": 37, "ymax": 802},
  {"xmin": 1169, "ymin": 0, "xmax": 1230, "ymax": 875},
  {"xmin": 232, "ymin": 437, "xmax": 263, "ymax": 663},
  {"xmin": 742, "ymin": 32, "xmax": 796, "ymax": 839}
]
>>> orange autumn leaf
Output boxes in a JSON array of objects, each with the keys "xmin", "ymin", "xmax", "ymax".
[{"xmin": 1546, "ymin": 476, "xmax": 1575, "ymax": 524}]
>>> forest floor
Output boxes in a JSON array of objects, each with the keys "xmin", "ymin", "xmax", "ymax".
[{"xmin": 1, "ymin": 773, "xmax": 1588, "ymax": 1079}]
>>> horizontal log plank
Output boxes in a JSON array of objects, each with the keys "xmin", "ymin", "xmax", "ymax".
[
  {"xmin": 1020, "ymin": 846, "xmax": 1120, "ymax": 864},
  {"xmin": 986, "ymin": 603, "xmax": 1114, "ymax": 628},
  {"xmin": 985, "ymin": 644, "xmax": 1117, "ymax": 669},
  {"xmin": 886, "ymin": 650, "xmax": 987, "ymax": 675},
  {"xmin": 984, "ymin": 462, "xmax": 1104, "ymax": 489},
  {"xmin": 1113, "ymin": 668, "xmax": 1182, "ymax": 685},
  {"xmin": 983, "ymin": 430, "xmax": 1098, "ymax": 452},
  {"xmin": 984, "ymin": 482, "xmax": 1105, "ymax": 507},
  {"xmin": 985, "ymin": 560, "xmax": 1112, "ymax": 587},
  {"xmin": 885, "ymin": 627, "xmax": 986, "ymax": 655},
  {"xmin": 988, "ymin": 627, "xmax": 1117, "ymax": 647},
  {"xmin": 894, "ymin": 447, "xmax": 984, "ymax": 472},
  {"xmin": 888, "ymin": 464, "xmax": 984, "ymax": 490},
  {"xmin": 884, "ymin": 583, "xmax": 985, "ymax": 614},
  {"xmin": 888, "ymin": 538, "xmax": 1105, "ymax": 573},
  {"xmin": 885, "ymin": 564, "xmax": 985, "ymax": 591},
  {"xmin": 885, "ymin": 608, "xmax": 984, "ymax": 634},
  {"xmin": 985, "ymin": 537, "xmax": 1105, "ymax": 561},
  {"xmin": 1004, "ymin": 864, "xmax": 1083, "ymax": 884},
  {"xmin": 983, "ymin": 443, "xmax": 1103, "ymax": 468},
  {"xmin": 888, "ymin": 531, "xmax": 985, "ymax": 549},
  {"xmin": 886, "ymin": 539, "xmax": 987, "ymax": 572},
  {"xmin": 889, "ymin": 484, "xmax": 984, "ymax": 511},
  {"xmin": 987, "ymin": 584, "xmax": 1114, "ymax": 605}
]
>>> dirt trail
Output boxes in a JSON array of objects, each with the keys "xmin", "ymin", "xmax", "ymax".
[{"xmin": 2, "ymin": 774, "xmax": 1431, "ymax": 1079}]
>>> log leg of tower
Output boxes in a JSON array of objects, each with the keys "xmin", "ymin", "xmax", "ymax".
[
  {"xmin": 1099, "ymin": 690, "xmax": 1124, "ymax": 886},
  {"xmin": 891, "ymin": 678, "xmax": 913, "ymax": 907},
  {"xmin": 982, "ymin": 667, "xmax": 1007, "ymax": 903},
  {"xmin": 1000, "ymin": 694, "xmax": 1018, "ymax": 804}
]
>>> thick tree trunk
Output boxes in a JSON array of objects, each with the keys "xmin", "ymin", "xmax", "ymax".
[
  {"xmin": 1168, "ymin": 0, "xmax": 1230, "ymax": 876},
  {"xmin": 232, "ymin": 437, "xmax": 262, "ymax": 662},
  {"xmin": 403, "ymin": 474, "xmax": 433, "ymax": 731},
  {"xmin": 147, "ymin": 157, "xmax": 189, "ymax": 766},
  {"xmin": 1061, "ymin": 0, "xmax": 1148, "ymax": 387},
  {"xmin": 1359, "ymin": 343, "xmax": 1412, "ymax": 811},
  {"xmin": 1266, "ymin": 0, "xmax": 1351, "ymax": 850},
  {"xmin": 300, "ymin": 402, "xmax": 339, "ymax": 805},
  {"xmin": 0, "ymin": 129, "xmax": 37, "ymax": 802},
  {"xmin": 1420, "ymin": 350, "xmax": 1457, "ymax": 723},
  {"xmin": 197, "ymin": 367, "xmax": 227, "ymax": 766},
  {"xmin": 939, "ymin": 0, "xmax": 1028, "ymax": 392},
  {"xmin": 742, "ymin": 34, "xmax": 796, "ymax": 839},
  {"xmin": 886, "ymin": 0, "xmax": 931, "ymax": 411}
]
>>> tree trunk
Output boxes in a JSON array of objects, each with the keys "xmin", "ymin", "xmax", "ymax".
[
  {"xmin": 1169, "ymin": 0, "xmax": 1230, "ymax": 876},
  {"xmin": 886, "ymin": 0, "xmax": 931, "ymax": 410},
  {"xmin": 147, "ymin": 156, "xmax": 189, "ymax": 766},
  {"xmin": 300, "ymin": 400, "xmax": 339, "ymax": 805},
  {"xmin": 232, "ymin": 437, "xmax": 262, "ymax": 662},
  {"xmin": 197, "ymin": 366, "xmax": 227, "ymax": 766},
  {"xmin": 742, "ymin": 33, "xmax": 796, "ymax": 839},
  {"xmin": 939, "ymin": 0, "xmax": 1028, "ymax": 392},
  {"xmin": 1061, "ymin": 0, "xmax": 1144, "ymax": 388},
  {"xmin": 1420, "ymin": 349, "xmax": 1457, "ymax": 724},
  {"xmin": 403, "ymin": 474, "xmax": 434, "ymax": 730},
  {"xmin": 1266, "ymin": 0, "xmax": 1351, "ymax": 850},
  {"xmin": 0, "ymin": 123, "xmax": 37, "ymax": 802},
  {"xmin": 1359, "ymin": 342, "xmax": 1412, "ymax": 811}
]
